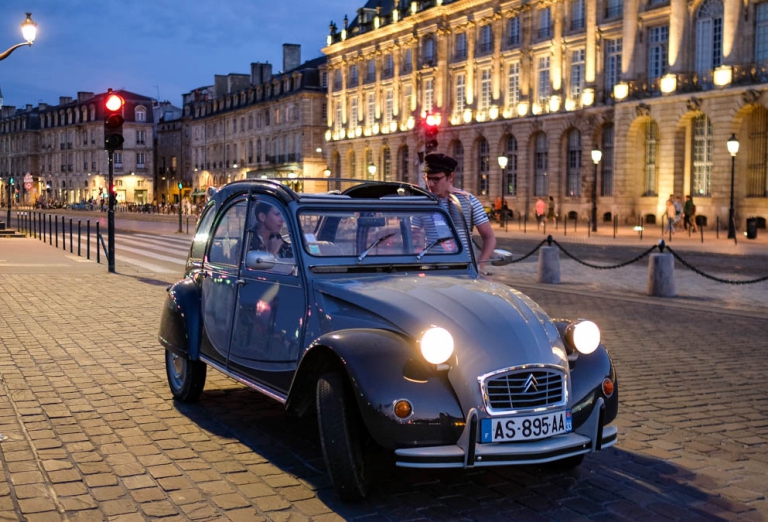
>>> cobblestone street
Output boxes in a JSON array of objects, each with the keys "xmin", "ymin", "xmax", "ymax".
[{"xmin": 0, "ymin": 239, "xmax": 766, "ymax": 520}]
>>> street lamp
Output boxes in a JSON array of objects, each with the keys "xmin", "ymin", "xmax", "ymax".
[
  {"xmin": 323, "ymin": 167, "xmax": 332, "ymax": 191},
  {"xmin": 0, "ymin": 13, "xmax": 37, "ymax": 62},
  {"xmin": 497, "ymin": 155, "xmax": 508, "ymax": 204},
  {"xmin": 727, "ymin": 133, "xmax": 739, "ymax": 239},
  {"xmin": 367, "ymin": 163, "xmax": 376, "ymax": 180},
  {"xmin": 591, "ymin": 148, "xmax": 602, "ymax": 232}
]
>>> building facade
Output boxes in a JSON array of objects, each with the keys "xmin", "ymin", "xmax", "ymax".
[
  {"xmin": 322, "ymin": 0, "xmax": 768, "ymax": 229},
  {"xmin": 0, "ymin": 90, "xmax": 156, "ymax": 206},
  {"xmin": 184, "ymin": 44, "xmax": 330, "ymax": 196},
  {"xmin": 155, "ymin": 102, "xmax": 189, "ymax": 206}
]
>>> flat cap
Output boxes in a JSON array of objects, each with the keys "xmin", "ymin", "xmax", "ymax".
[{"xmin": 423, "ymin": 153, "xmax": 458, "ymax": 174}]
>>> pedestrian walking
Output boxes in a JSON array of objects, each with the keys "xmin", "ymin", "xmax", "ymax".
[
  {"xmin": 683, "ymin": 195, "xmax": 698, "ymax": 233},
  {"xmin": 547, "ymin": 196, "xmax": 556, "ymax": 224},
  {"xmin": 666, "ymin": 198, "xmax": 676, "ymax": 234},
  {"xmin": 535, "ymin": 197, "xmax": 546, "ymax": 228}
]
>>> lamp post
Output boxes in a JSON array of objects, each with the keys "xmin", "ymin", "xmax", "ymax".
[
  {"xmin": 0, "ymin": 13, "xmax": 37, "ymax": 62},
  {"xmin": 497, "ymin": 156, "xmax": 509, "ymax": 217},
  {"xmin": 323, "ymin": 167, "xmax": 331, "ymax": 191},
  {"xmin": 727, "ymin": 133, "xmax": 739, "ymax": 239},
  {"xmin": 591, "ymin": 148, "xmax": 602, "ymax": 232},
  {"xmin": 367, "ymin": 163, "xmax": 376, "ymax": 180}
]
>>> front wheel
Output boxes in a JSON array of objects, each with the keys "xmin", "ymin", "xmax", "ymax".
[
  {"xmin": 165, "ymin": 350, "xmax": 207, "ymax": 402},
  {"xmin": 316, "ymin": 372, "xmax": 368, "ymax": 502}
]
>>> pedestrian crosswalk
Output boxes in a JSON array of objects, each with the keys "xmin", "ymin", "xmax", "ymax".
[{"xmin": 114, "ymin": 233, "xmax": 191, "ymax": 274}]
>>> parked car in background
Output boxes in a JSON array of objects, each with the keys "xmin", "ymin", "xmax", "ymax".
[{"xmin": 158, "ymin": 180, "xmax": 619, "ymax": 501}]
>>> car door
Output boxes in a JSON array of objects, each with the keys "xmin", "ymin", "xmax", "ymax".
[
  {"xmin": 227, "ymin": 197, "xmax": 307, "ymax": 393},
  {"xmin": 200, "ymin": 198, "xmax": 248, "ymax": 366}
]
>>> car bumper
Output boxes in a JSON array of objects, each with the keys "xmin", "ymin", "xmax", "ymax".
[{"xmin": 395, "ymin": 398, "xmax": 617, "ymax": 469}]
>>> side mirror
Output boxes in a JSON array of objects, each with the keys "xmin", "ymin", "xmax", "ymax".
[
  {"xmin": 245, "ymin": 250, "xmax": 276, "ymax": 270},
  {"xmin": 490, "ymin": 249, "xmax": 514, "ymax": 266}
]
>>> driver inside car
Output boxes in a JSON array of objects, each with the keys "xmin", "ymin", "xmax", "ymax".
[{"xmin": 249, "ymin": 201, "xmax": 293, "ymax": 259}]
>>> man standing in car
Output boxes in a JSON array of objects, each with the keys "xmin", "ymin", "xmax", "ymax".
[{"xmin": 422, "ymin": 153, "xmax": 497, "ymax": 264}]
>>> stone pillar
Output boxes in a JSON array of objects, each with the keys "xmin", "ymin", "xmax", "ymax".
[
  {"xmin": 537, "ymin": 246, "xmax": 561, "ymax": 284},
  {"xmin": 647, "ymin": 253, "xmax": 675, "ymax": 297},
  {"xmin": 668, "ymin": 0, "xmax": 687, "ymax": 72}
]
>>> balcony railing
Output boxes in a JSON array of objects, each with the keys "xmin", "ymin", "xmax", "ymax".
[{"xmin": 538, "ymin": 26, "xmax": 552, "ymax": 39}]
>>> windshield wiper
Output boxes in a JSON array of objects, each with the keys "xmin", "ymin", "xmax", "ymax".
[
  {"xmin": 357, "ymin": 233, "xmax": 395, "ymax": 263},
  {"xmin": 416, "ymin": 237, "xmax": 452, "ymax": 261}
]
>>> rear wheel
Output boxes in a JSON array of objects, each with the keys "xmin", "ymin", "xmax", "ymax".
[
  {"xmin": 316, "ymin": 371, "xmax": 368, "ymax": 502},
  {"xmin": 165, "ymin": 350, "xmax": 207, "ymax": 402}
]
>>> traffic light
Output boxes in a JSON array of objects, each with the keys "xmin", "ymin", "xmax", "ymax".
[
  {"xmin": 104, "ymin": 89, "xmax": 125, "ymax": 151},
  {"xmin": 177, "ymin": 182, "xmax": 183, "ymax": 190},
  {"xmin": 424, "ymin": 112, "xmax": 440, "ymax": 153},
  {"xmin": 46, "ymin": 181, "xmax": 51, "ymax": 194},
  {"xmin": 9, "ymin": 177, "xmax": 14, "ymax": 186}
]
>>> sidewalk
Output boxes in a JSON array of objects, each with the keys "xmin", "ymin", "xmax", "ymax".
[{"xmin": 491, "ymin": 217, "xmax": 768, "ymax": 256}]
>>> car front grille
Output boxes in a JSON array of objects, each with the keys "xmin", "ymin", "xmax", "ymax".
[{"xmin": 484, "ymin": 368, "xmax": 565, "ymax": 411}]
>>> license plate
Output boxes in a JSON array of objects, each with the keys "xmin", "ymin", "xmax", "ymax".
[{"xmin": 480, "ymin": 410, "xmax": 572, "ymax": 443}]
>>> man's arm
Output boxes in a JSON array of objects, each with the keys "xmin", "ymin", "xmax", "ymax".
[{"xmin": 475, "ymin": 221, "xmax": 497, "ymax": 264}]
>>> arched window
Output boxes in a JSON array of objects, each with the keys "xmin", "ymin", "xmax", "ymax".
[
  {"xmin": 477, "ymin": 138, "xmax": 490, "ymax": 196},
  {"xmin": 601, "ymin": 124, "xmax": 615, "ymax": 196},
  {"xmin": 535, "ymin": 133, "xmax": 549, "ymax": 196},
  {"xmin": 566, "ymin": 129, "xmax": 582, "ymax": 196},
  {"xmin": 453, "ymin": 141, "xmax": 465, "ymax": 189},
  {"xmin": 424, "ymin": 36, "xmax": 436, "ymax": 64},
  {"xmin": 642, "ymin": 120, "xmax": 659, "ymax": 196},
  {"xmin": 695, "ymin": 0, "xmax": 723, "ymax": 75},
  {"xmin": 504, "ymin": 136, "xmax": 517, "ymax": 196},
  {"xmin": 135, "ymin": 106, "xmax": 147, "ymax": 122},
  {"xmin": 691, "ymin": 114, "xmax": 713, "ymax": 197},
  {"xmin": 746, "ymin": 106, "xmax": 768, "ymax": 197},
  {"xmin": 349, "ymin": 151, "xmax": 356, "ymax": 179}
]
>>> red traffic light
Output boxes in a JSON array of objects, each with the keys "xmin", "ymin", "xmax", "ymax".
[
  {"xmin": 425, "ymin": 113, "xmax": 439, "ymax": 127},
  {"xmin": 105, "ymin": 93, "xmax": 124, "ymax": 112}
]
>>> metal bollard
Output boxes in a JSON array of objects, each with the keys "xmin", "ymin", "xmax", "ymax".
[
  {"xmin": 78, "ymin": 221, "xmax": 82, "ymax": 257},
  {"xmin": 87, "ymin": 220, "xmax": 91, "ymax": 260},
  {"xmin": 61, "ymin": 216, "xmax": 65, "ymax": 251},
  {"xmin": 96, "ymin": 222, "xmax": 100, "ymax": 264},
  {"xmin": 69, "ymin": 218, "xmax": 73, "ymax": 253}
]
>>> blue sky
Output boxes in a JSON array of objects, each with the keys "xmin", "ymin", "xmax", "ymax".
[{"xmin": 0, "ymin": 0, "xmax": 361, "ymax": 108}]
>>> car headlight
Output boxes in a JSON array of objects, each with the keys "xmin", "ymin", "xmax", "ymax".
[
  {"xmin": 420, "ymin": 327, "xmax": 454, "ymax": 365},
  {"xmin": 564, "ymin": 320, "xmax": 600, "ymax": 355}
]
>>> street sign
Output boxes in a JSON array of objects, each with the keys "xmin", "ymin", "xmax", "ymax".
[
  {"xmin": 23, "ymin": 173, "xmax": 33, "ymax": 184},
  {"xmin": 24, "ymin": 182, "xmax": 33, "ymax": 190}
]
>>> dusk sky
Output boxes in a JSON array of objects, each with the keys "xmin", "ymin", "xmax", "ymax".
[{"xmin": 1, "ymin": 0, "xmax": 362, "ymax": 109}]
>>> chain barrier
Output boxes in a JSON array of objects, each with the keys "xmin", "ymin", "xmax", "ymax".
[
  {"xmin": 551, "ymin": 237, "xmax": 658, "ymax": 269},
  {"xmin": 665, "ymin": 245, "xmax": 768, "ymax": 285},
  {"xmin": 507, "ymin": 238, "xmax": 549, "ymax": 263}
]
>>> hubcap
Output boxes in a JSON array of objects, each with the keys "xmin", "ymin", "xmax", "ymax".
[{"xmin": 168, "ymin": 352, "xmax": 186, "ymax": 389}]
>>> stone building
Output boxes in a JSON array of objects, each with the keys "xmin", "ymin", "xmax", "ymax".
[
  {"xmin": 155, "ymin": 102, "xmax": 189, "ymax": 205},
  {"xmin": 0, "ymin": 90, "xmax": 156, "ymax": 206},
  {"xmin": 184, "ymin": 44, "xmax": 329, "ymax": 196},
  {"xmin": 0, "ymin": 104, "xmax": 39, "ymax": 206},
  {"xmin": 322, "ymin": 0, "xmax": 767, "ymax": 230}
]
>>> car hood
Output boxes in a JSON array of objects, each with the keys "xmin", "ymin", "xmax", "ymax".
[{"xmin": 314, "ymin": 274, "xmax": 567, "ymax": 410}]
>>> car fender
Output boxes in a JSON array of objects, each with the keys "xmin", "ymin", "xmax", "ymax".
[
  {"xmin": 553, "ymin": 320, "xmax": 618, "ymax": 426},
  {"xmin": 158, "ymin": 278, "xmax": 202, "ymax": 360},
  {"xmin": 289, "ymin": 328, "xmax": 465, "ymax": 449}
]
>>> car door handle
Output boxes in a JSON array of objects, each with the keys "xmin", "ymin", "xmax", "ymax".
[{"xmin": 235, "ymin": 279, "xmax": 246, "ymax": 286}]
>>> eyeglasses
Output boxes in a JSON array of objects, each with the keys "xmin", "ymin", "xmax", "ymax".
[{"xmin": 423, "ymin": 175, "xmax": 446, "ymax": 184}]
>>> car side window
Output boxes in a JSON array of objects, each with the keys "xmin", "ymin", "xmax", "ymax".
[
  {"xmin": 189, "ymin": 205, "xmax": 216, "ymax": 261},
  {"xmin": 208, "ymin": 200, "xmax": 248, "ymax": 266},
  {"xmin": 245, "ymin": 200, "xmax": 294, "ymax": 273}
]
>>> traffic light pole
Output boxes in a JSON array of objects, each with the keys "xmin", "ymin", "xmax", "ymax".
[
  {"xmin": 6, "ymin": 185, "xmax": 10, "ymax": 226},
  {"xmin": 107, "ymin": 149, "xmax": 116, "ymax": 273}
]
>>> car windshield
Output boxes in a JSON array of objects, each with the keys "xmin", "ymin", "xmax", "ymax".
[{"xmin": 298, "ymin": 208, "xmax": 462, "ymax": 259}]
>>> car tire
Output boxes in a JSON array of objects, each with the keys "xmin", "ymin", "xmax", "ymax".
[
  {"xmin": 316, "ymin": 371, "xmax": 368, "ymax": 502},
  {"xmin": 165, "ymin": 350, "xmax": 207, "ymax": 402}
]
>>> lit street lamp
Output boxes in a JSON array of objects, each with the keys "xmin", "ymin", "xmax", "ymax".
[
  {"xmin": 0, "ymin": 13, "xmax": 37, "ymax": 62},
  {"xmin": 727, "ymin": 133, "xmax": 739, "ymax": 239},
  {"xmin": 497, "ymin": 155, "xmax": 508, "ymax": 201},
  {"xmin": 367, "ymin": 163, "xmax": 376, "ymax": 180},
  {"xmin": 591, "ymin": 148, "xmax": 602, "ymax": 232},
  {"xmin": 323, "ymin": 167, "xmax": 332, "ymax": 191}
]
